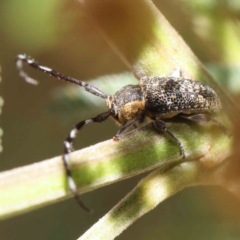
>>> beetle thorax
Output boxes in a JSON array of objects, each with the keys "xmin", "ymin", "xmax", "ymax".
[{"xmin": 106, "ymin": 85, "xmax": 145, "ymax": 124}]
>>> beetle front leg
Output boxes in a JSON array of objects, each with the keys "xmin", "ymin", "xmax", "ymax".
[
  {"xmin": 132, "ymin": 115, "xmax": 146, "ymax": 129},
  {"xmin": 153, "ymin": 120, "xmax": 185, "ymax": 158},
  {"xmin": 113, "ymin": 115, "xmax": 144, "ymax": 141}
]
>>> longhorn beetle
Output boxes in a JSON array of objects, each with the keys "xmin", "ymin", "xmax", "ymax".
[{"xmin": 16, "ymin": 54, "xmax": 225, "ymax": 212}]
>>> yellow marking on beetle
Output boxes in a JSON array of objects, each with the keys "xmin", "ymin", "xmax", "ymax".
[{"xmin": 122, "ymin": 100, "xmax": 145, "ymax": 121}]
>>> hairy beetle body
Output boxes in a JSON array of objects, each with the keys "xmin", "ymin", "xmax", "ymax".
[{"xmin": 107, "ymin": 76, "xmax": 221, "ymax": 124}]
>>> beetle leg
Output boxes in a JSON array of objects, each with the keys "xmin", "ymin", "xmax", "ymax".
[
  {"xmin": 132, "ymin": 115, "xmax": 146, "ymax": 129},
  {"xmin": 63, "ymin": 109, "xmax": 115, "ymax": 212},
  {"xmin": 179, "ymin": 114, "xmax": 230, "ymax": 136},
  {"xmin": 153, "ymin": 120, "xmax": 185, "ymax": 158},
  {"xmin": 133, "ymin": 116, "xmax": 144, "ymax": 129},
  {"xmin": 169, "ymin": 68, "xmax": 187, "ymax": 78},
  {"xmin": 133, "ymin": 123, "xmax": 138, "ymax": 129},
  {"xmin": 113, "ymin": 115, "xmax": 143, "ymax": 140}
]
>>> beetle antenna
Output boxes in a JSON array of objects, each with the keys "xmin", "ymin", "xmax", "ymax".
[
  {"xmin": 63, "ymin": 109, "xmax": 115, "ymax": 212},
  {"xmin": 16, "ymin": 54, "xmax": 108, "ymax": 100}
]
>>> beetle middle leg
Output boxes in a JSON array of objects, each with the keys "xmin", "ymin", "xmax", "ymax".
[{"xmin": 153, "ymin": 120, "xmax": 185, "ymax": 158}]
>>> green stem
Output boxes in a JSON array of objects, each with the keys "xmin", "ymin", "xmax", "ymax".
[
  {"xmin": 0, "ymin": 122, "xmax": 231, "ymax": 220},
  {"xmin": 78, "ymin": 161, "xmax": 200, "ymax": 240}
]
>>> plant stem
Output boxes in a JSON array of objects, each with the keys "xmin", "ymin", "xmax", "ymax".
[
  {"xmin": 0, "ymin": 122, "xmax": 231, "ymax": 220},
  {"xmin": 78, "ymin": 161, "xmax": 200, "ymax": 240}
]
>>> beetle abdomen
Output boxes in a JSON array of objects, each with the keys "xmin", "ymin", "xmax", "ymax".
[{"xmin": 140, "ymin": 76, "xmax": 221, "ymax": 116}]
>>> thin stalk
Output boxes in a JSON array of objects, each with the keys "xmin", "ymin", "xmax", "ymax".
[{"xmin": 0, "ymin": 122, "xmax": 231, "ymax": 220}]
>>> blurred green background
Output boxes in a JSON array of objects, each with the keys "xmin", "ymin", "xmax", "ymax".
[{"xmin": 1, "ymin": 0, "xmax": 240, "ymax": 239}]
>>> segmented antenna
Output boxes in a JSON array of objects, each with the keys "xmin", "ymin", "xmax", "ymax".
[{"xmin": 16, "ymin": 54, "xmax": 109, "ymax": 99}]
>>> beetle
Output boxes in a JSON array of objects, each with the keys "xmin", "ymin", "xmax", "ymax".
[{"xmin": 16, "ymin": 54, "xmax": 224, "ymax": 212}]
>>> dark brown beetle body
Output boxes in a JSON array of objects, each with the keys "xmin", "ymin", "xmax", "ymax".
[
  {"xmin": 16, "ymin": 54, "xmax": 224, "ymax": 212},
  {"xmin": 107, "ymin": 76, "xmax": 221, "ymax": 124}
]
